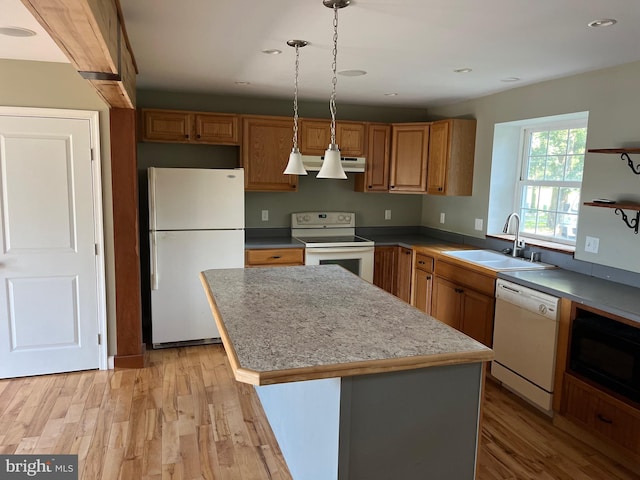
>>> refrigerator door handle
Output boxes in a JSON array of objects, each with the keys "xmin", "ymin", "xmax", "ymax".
[
  {"xmin": 151, "ymin": 232, "xmax": 159, "ymax": 290},
  {"xmin": 148, "ymin": 167, "xmax": 157, "ymax": 231}
]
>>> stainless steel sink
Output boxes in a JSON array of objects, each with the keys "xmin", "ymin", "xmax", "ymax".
[{"xmin": 441, "ymin": 249, "xmax": 554, "ymax": 271}]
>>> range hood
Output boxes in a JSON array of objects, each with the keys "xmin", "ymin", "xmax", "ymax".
[{"xmin": 301, "ymin": 155, "xmax": 366, "ymax": 173}]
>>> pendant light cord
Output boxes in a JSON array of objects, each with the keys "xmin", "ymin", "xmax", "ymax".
[
  {"xmin": 329, "ymin": 3, "xmax": 339, "ymax": 147},
  {"xmin": 292, "ymin": 44, "xmax": 300, "ymax": 151}
]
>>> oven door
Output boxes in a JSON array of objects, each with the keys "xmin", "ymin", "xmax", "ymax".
[{"xmin": 305, "ymin": 246, "xmax": 374, "ymax": 283}]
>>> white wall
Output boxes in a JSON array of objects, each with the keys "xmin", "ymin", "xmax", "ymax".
[
  {"xmin": 0, "ymin": 59, "xmax": 117, "ymax": 355},
  {"xmin": 423, "ymin": 60, "xmax": 640, "ymax": 273}
]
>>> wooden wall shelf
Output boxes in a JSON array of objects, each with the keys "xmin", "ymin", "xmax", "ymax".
[
  {"xmin": 588, "ymin": 148, "xmax": 640, "ymax": 175},
  {"xmin": 583, "ymin": 202, "xmax": 640, "ymax": 234}
]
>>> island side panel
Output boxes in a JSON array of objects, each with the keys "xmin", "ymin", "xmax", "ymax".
[
  {"xmin": 338, "ymin": 362, "xmax": 483, "ymax": 480},
  {"xmin": 255, "ymin": 378, "xmax": 342, "ymax": 480}
]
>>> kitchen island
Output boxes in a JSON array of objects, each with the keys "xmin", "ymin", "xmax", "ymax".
[{"xmin": 200, "ymin": 265, "xmax": 493, "ymax": 480}]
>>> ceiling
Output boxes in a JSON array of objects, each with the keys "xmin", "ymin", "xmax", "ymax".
[{"xmin": 3, "ymin": 0, "xmax": 640, "ymax": 108}]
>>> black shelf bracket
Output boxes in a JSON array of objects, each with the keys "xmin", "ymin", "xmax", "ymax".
[
  {"xmin": 621, "ymin": 152, "xmax": 640, "ymax": 175},
  {"xmin": 614, "ymin": 208, "xmax": 640, "ymax": 234}
]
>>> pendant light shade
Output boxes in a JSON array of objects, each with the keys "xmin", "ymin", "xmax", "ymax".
[
  {"xmin": 317, "ymin": 0, "xmax": 349, "ymax": 180},
  {"xmin": 284, "ymin": 39, "xmax": 308, "ymax": 176}
]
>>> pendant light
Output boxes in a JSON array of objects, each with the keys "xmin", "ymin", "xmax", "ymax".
[
  {"xmin": 317, "ymin": 0, "xmax": 349, "ymax": 179},
  {"xmin": 284, "ymin": 40, "xmax": 309, "ymax": 175}
]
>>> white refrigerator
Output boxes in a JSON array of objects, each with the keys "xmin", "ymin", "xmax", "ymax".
[{"xmin": 148, "ymin": 167, "xmax": 245, "ymax": 346}]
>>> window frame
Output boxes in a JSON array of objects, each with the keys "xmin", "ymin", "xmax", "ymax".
[{"xmin": 515, "ymin": 119, "xmax": 588, "ymax": 246}]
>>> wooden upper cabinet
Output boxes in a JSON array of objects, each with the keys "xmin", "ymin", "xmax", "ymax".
[
  {"xmin": 299, "ymin": 119, "xmax": 366, "ymax": 157},
  {"xmin": 389, "ymin": 123, "xmax": 430, "ymax": 193},
  {"xmin": 142, "ymin": 109, "xmax": 192, "ymax": 142},
  {"xmin": 140, "ymin": 109, "xmax": 240, "ymax": 145},
  {"xmin": 355, "ymin": 123, "xmax": 391, "ymax": 192},
  {"xmin": 427, "ymin": 119, "xmax": 476, "ymax": 196},
  {"xmin": 194, "ymin": 113, "xmax": 240, "ymax": 145},
  {"xmin": 242, "ymin": 116, "xmax": 298, "ymax": 192}
]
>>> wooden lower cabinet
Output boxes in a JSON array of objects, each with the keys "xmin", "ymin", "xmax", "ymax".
[
  {"xmin": 396, "ymin": 247, "xmax": 413, "ymax": 303},
  {"xmin": 432, "ymin": 275, "xmax": 494, "ymax": 347},
  {"xmin": 561, "ymin": 374, "xmax": 640, "ymax": 457},
  {"xmin": 412, "ymin": 253, "xmax": 434, "ymax": 315},
  {"xmin": 245, "ymin": 248, "xmax": 304, "ymax": 267},
  {"xmin": 372, "ymin": 246, "xmax": 412, "ymax": 303},
  {"xmin": 373, "ymin": 246, "xmax": 397, "ymax": 294}
]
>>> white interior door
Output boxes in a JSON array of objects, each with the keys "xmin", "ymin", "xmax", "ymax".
[{"xmin": 0, "ymin": 110, "xmax": 104, "ymax": 378}]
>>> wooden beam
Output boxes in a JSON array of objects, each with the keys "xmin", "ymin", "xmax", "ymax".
[
  {"xmin": 110, "ymin": 108, "xmax": 144, "ymax": 369},
  {"xmin": 21, "ymin": 0, "xmax": 137, "ymax": 108}
]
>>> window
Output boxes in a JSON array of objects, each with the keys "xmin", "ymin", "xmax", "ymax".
[{"xmin": 517, "ymin": 121, "xmax": 587, "ymax": 244}]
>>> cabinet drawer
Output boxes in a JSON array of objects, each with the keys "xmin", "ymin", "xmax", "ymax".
[
  {"xmin": 245, "ymin": 248, "xmax": 304, "ymax": 266},
  {"xmin": 562, "ymin": 375, "xmax": 640, "ymax": 455},
  {"xmin": 434, "ymin": 260, "xmax": 494, "ymax": 296},
  {"xmin": 415, "ymin": 253, "xmax": 434, "ymax": 273}
]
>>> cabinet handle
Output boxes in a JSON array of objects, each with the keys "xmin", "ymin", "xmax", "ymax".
[
  {"xmin": 426, "ymin": 275, "xmax": 431, "ymax": 280},
  {"xmin": 438, "ymin": 187, "xmax": 443, "ymax": 191},
  {"xmin": 455, "ymin": 288, "xmax": 464, "ymax": 294},
  {"xmin": 185, "ymin": 134, "xmax": 189, "ymax": 139},
  {"xmin": 368, "ymin": 185, "xmax": 372, "ymax": 189},
  {"xmin": 596, "ymin": 413, "xmax": 613, "ymax": 424},
  {"xmin": 196, "ymin": 134, "xmax": 201, "ymax": 139},
  {"xmin": 390, "ymin": 185, "xmax": 395, "ymax": 188},
  {"xmin": 418, "ymin": 260, "xmax": 425, "ymax": 265},
  {"xmin": 271, "ymin": 256, "xmax": 281, "ymax": 259}
]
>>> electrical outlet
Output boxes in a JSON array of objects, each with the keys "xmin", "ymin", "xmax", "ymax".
[
  {"xmin": 474, "ymin": 218, "xmax": 483, "ymax": 231},
  {"xmin": 439, "ymin": 212, "xmax": 445, "ymax": 224},
  {"xmin": 384, "ymin": 209, "xmax": 392, "ymax": 220},
  {"xmin": 585, "ymin": 235, "xmax": 599, "ymax": 253},
  {"xmin": 261, "ymin": 210, "xmax": 269, "ymax": 222}
]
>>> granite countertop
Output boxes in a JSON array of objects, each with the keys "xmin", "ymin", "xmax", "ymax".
[
  {"xmin": 498, "ymin": 269, "xmax": 640, "ymax": 324},
  {"xmin": 201, "ymin": 265, "xmax": 493, "ymax": 386}
]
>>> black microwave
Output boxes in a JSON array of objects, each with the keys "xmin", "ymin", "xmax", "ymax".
[{"xmin": 569, "ymin": 313, "xmax": 640, "ymax": 403}]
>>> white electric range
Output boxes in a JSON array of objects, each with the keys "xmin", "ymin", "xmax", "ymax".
[{"xmin": 292, "ymin": 212, "xmax": 374, "ymax": 282}]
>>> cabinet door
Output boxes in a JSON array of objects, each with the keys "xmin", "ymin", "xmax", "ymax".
[
  {"xmin": 142, "ymin": 109, "xmax": 192, "ymax": 142},
  {"xmin": 373, "ymin": 246, "xmax": 397, "ymax": 293},
  {"xmin": 459, "ymin": 288, "xmax": 494, "ymax": 347},
  {"xmin": 390, "ymin": 123, "xmax": 430, "ymax": 193},
  {"xmin": 299, "ymin": 119, "xmax": 329, "ymax": 155},
  {"xmin": 414, "ymin": 269, "xmax": 433, "ymax": 315},
  {"xmin": 395, "ymin": 247, "xmax": 413, "ymax": 303},
  {"xmin": 357, "ymin": 123, "xmax": 390, "ymax": 192},
  {"xmin": 432, "ymin": 277, "xmax": 461, "ymax": 329},
  {"xmin": 337, "ymin": 122, "xmax": 366, "ymax": 157},
  {"xmin": 427, "ymin": 118, "xmax": 476, "ymax": 196},
  {"xmin": 242, "ymin": 116, "xmax": 298, "ymax": 192},
  {"xmin": 194, "ymin": 113, "xmax": 239, "ymax": 145},
  {"xmin": 300, "ymin": 120, "xmax": 366, "ymax": 156},
  {"xmin": 426, "ymin": 120, "xmax": 449, "ymax": 194}
]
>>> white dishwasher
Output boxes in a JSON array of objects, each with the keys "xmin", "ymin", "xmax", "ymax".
[{"xmin": 491, "ymin": 278, "xmax": 560, "ymax": 414}]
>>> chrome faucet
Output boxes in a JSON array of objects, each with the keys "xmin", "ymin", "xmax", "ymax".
[{"xmin": 503, "ymin": 213, "xmax": 525, "ymax": 257}]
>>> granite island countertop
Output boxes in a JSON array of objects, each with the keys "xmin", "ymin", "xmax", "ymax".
[{"xmin": 201, "ymin": 264, "xmax": 493, "ymax": 385}]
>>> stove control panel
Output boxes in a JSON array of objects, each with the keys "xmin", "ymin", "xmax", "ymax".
[{"xmin": 292, "ymin": 211, "xmax": 355, "ymax": 228}]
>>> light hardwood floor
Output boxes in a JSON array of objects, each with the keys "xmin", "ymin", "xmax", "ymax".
[{"xmin": 0, "ymin": 344, "xmax": 637, "ymax": 479}]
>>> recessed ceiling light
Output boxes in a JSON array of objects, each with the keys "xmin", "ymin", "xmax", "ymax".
[
  {"xmin": 234, "ymin": 81, "xmax": 251, "ymax": 86},
  {"xmin": 0, "ymin": 26, "xmax": 37, "ymax": 37},
  {"xmin": 501, "ymin": 77, "xmax": 521, "ymax": 82},
  {"xmin": 588, "ymin": 18, "xmax": 617, "ymax": 28},
  {"xmin": 338, "ymin": 69, "xmax": 367, "ymax": 77},
  {"xmin": 262, "ymin": 49, "xmax": 282, "ymax": 55},
  {"xmin": 384, "ymin": 93, "xmax": 398, "ymax": 97},
  {"xmin": 454, "ymin": 68, "xmax": 472, "ymax": 73}
]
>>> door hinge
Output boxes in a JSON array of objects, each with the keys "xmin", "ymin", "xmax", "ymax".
[{"xmin": 98, "ymin": 333, "xmax": 102, "ymax": 345}]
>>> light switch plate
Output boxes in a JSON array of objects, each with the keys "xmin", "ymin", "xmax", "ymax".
[
  {"xmin": 474, "ymin": 218, "xmax": 483, "ymax": 231},
  {"xmin": 585, "ymin": 235, "xmax": 599, "ymax": 253},
  {"xmin": 440, "ymin": 213, "xmax": 445, "ymax": 224},
  {"xmin": 384, "ymin": 209, "xmax": 392, "ymax": 220},
  {"xmin": 261, "ymin": 210, "xmax": 269, "ymax": 221}
]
